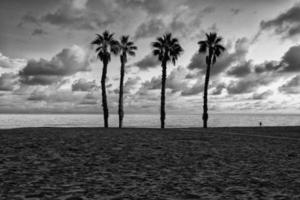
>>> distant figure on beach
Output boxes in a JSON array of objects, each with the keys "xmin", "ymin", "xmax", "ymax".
[{"xmin": 259, "ymin": 122, "xmax": 262, "ymax": 127}]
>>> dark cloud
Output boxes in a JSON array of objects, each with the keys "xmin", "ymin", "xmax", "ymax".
[
  {"xmin": 20, "ymin": 75, "xmax": 61, "ymax": 86},
  {"xmin": 42, "ymin": 0, "xmax": 112, "ymax": 30},
  {"xmin": 0, "ymin": 73, "xmax": 18, "ymax": 91},
  {"xmin": 168, "ymin": 8, "xmax": 202, "ymax": 38},
  {"xmin": 116, "ymin": 0, "xmax": 166, "ymax": 14},
  {"xmin": 254, "ymin": 45, "xmax": 300, "ymax": 73},
  {"xmin": 260, "ymin": 3, "xmax": 300, "ymax": 38},
  {"xmin": 279, "ymin": 75, "xmax": 300, "ymax": 94},
  {"xmin": 19, "ymin": 45, "xmax": 89, "ymax": 85},
  {"xmin": 181, "ymin": 79, "xmax": 204, "ymax": 96},
  {"xmin": 133, "ymin": 6, "xmax": 203, "ymax": 40},
  {"xmin": 133, "ymin": 54, "xmax": 160, "ymax": 70},
  {"xmin": 230, "ymin": 8, "xmax": 240, "ymax": 15},
  {"xmin": 32, "ymin": 28, "xmax": 47, "ymax": 36},
  {"xmin": 226, "ymin": 79, "xmax": 257, "ymax": 94},
  {"xmin": 20, "ymin": 0, "xmax": 113, "ymax": 30},
  {"xmin": 280, "ymin": 45, "xmax": 300, "ymax": 72},
  {"xmin": 254, "ymin": 61, "xmax": 280, "ymax": 73},
  {"xmin": 134, "ymin": 18, "xmax": 165, "ymax": 40},
  {"xmin": 252, "ymin": 90, "xmax": 273, "ymax": 100},
  {"xmin": 226, "ymin": 75, "xmax": 272, "ymax": 94},
  {"xmin": 18, "ymin": 13, "xmax": 40, "ymax": 27},
  {"xmin": 187, "ymin": 38, "xmax": 249, "ymax": 76},
  {"xmin": 72, "ymin": 79, "xmax": 96, "ymax": 92},
  {"xmin": 226, "ymin": 61, "xmax": 252, "ymax": 77},
  {"xmin": 202, "ymin": 6, "xmax": 215, "ymax": 14}
]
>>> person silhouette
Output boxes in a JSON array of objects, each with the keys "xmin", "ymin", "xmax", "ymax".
[{"xmin": 259, "ymin": 122, "xmax": 262, "ymax": 127}]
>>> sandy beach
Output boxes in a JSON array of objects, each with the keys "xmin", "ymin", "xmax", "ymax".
[{"xmin": 0, "ymin": 127, "xmax": 299, "ymax": 200}]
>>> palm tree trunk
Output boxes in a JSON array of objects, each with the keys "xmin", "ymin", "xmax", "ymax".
[
  {"xmin": 118, "ymin": 56, "xmax": 125, "ymax": 128},
  {"xmin": 161, "ymin": 60, "xmax": 167, "ymax": 129},
  {"xmin": 203, "ymin": 55, "xmax": 211, "ymax": 128},
  {"xmin": 101, "ymin": 59, "xmax": 109, "ymax": 128}
]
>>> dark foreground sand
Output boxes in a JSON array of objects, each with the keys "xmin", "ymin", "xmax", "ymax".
[{"xmin": 0, "ymin": 127, "xmax": 299, "ymax": 200}]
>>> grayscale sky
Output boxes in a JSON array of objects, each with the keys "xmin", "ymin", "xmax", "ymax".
[{"xmin": 0, "ymin": 0, "xmax": 299, "ymax": 114}]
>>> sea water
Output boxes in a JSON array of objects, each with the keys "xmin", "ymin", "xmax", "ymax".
[{"xmin": 0, "ymin": 113, "xmax": 299, "ymax": 129}]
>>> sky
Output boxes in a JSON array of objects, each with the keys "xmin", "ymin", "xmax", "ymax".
[{"xmin": 0, "ymin": 0, "xmax": 300, "ymax": 114}]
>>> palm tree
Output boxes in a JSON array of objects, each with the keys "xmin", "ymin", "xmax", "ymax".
[
  {"xmin": 152, "ymin": 33, "xmax": 183, "ymax": 128},
  {"xmin": 198, "ymin": 32, "xmax": 225, "ymax": 128},
  {"xmin": 118, "ymin": 36, "xmax": 137, "ymax": 128},
  {"xmin": 91, "ymin": 30, "xmax": 119, "ymax": 128}
]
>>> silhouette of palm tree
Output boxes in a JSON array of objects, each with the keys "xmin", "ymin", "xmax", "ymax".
[
  {"xmin": 152, "ymin": 33, "xmax": 183, "ymax": 128},
  {"xmin": 198, "ymin": 32, "xmax": 225, "ymax": 128},
  {"xmin": 118, "ymin": 35, "xmax": 137, "ymax": 128},
  {"xmin": 91, "ymin": 30, "xmax": 119, "ymax": 128}
]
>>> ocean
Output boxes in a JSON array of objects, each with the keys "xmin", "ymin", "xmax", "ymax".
[{"xmin": 0, "ymin": 113, "xmax": 299, "ymax": 129}]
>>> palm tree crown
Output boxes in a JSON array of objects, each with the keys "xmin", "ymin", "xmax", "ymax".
[
  {"xmin": 198, "ymin": 32, "xmax": 225, "ymax": 64},
  {"xmin": 91, "ymin": 30, "xmax": 119, "ymax": 62},
  {"xmin": 119, "ymin": 35, "xmax": 137, "ymax": 62},
  {"xmin": 152, "ymin": 33, "xmax": 183, "ymax": 65}
]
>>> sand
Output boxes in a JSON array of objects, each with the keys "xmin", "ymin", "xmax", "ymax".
[{"xmin": 0, "ymin": 127, "xmax": 299, "ymax": 200}]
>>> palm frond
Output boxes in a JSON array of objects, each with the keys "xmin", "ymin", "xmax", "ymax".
[
  {"xmin": 198, "ymin": 41, "xmax": 207, "ymax": 53},
  {"xmin": 216, "ymin": 44, "xmax": 225, "ymax": 51},
  {"xmin": 128, "ymin": 50, "xmax": 136, "ymax": 56},
  {"xmin": 215, "ymin": 37, "xmax": 222, "ymax": 44}
]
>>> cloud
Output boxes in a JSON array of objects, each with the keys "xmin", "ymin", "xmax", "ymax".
[
  {"xmin": 181, "ymin": 79, "xmax": 204, "ymax": 96},
  {"xmin": 226, "ymin": 75, "xmax": 272, "ymax": 94},
  {"xmin": 226, "ymin": 61, "xmax": 252, "ymax": 77},
  {"xmin": 252, "ymin": 90, "xmax": 273, "ymax": 100},
  {"xmin": 260, "ymin": 3, "xmax": 300, "ymax": 38},
  {"xmin": 210, "ymin": 83, "xmax": 225, "ymax": 95},
  {"xmin": 72, "ymin": 79, "xmax": 96, "ymax": 92},
  {"xmin": 279, "ymin": 45, "xmax": 300, "ymax": 72},
  {"xmin": 19, "ymin": 45, "xmax": 89, "ymax": 85},
  {"xmin": 0, "ymin": 73, "xmax": 18, "ymax": 91},
  {"xmin": 133, "ymin": 5, "xmax": 204, "ymax": 40},
  {"xmin": 254, "ymin": 45, "xmax": 300, "ymax": 73},
  {"xmin": 80, "ymin": 93, "xmax": 98, "ymax": 105},
  {"xmin": 230, "ymin": 8, "xmax": 240, "ymax": 15},
  {"xmin": 113, "ymin": 77, "xmax": 141, "ymax": 94},
  {"xmin": 27, "ymin": 91, "xmax": 48, "ymax": 101},
  {"xmin": 134, "ymin": 18, "xmax": 165, "ymax": 40},
  {"xmin": 20, "ymin": 75, "xmax": 62, "ymax": 86},
  {"xmin": 0, "ymin": 52, "xmax": 26, "ymax": 69},
  {"xmin": 132, "ymin": 54, "xmax": 160, "ymax": 70},
  {"xmin": 32, "ymin": 28, "xmax": 47, "ymax": 36},
  {"xmin": 165, "ymin": 66, "xmax": 189, "ymax": 93},
  {"xmin": 18, "ymin": 13, "xmax": 40, "ymax": 27},
  {"xmin": 124, "ymin": 77, "xmax": 141, "ymax": 93},
  {"xmin": 254, "ymin": 61, "xmax": 280, "ymax": 73},
  {"xmin": 279, "ymin": 75, "xmax": 300, "ymax": 94},
  {"xmin": 27, "ymin": 89, "xmax": 82, "ymax": 103},
  {"xmin": 202, "ymin": 6, "xmax": 215, "ymax": 14},
  {"xmin": 115, "ymin": 0, "xmax": 166, "ymax": 14},
  {"xmin": 21, "ymin": 0, "xmax": 113, "ymax": 30},
  {"xmin": 139, "ymin": 76, "xmax": 161, "ymax": 91}
]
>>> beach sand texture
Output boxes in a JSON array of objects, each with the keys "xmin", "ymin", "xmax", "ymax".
[{"xmin": 0, "ymin": 127, "xmax": 299, "ymax": 199}]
